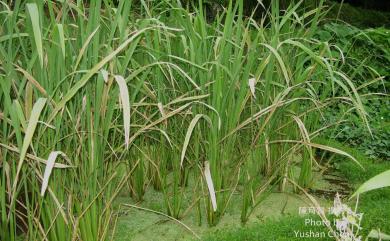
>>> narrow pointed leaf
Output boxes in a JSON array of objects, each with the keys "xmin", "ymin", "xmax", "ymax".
[
  {"xmin": 204, "ymin": 161, "xmax": 217, "ymax": 212},
  {"xmin": 56, "ymin": 24, "xmax": 66, "ymax": 59},
  {"xmin": 352, "ymin": 170, "xmax": 390, "ymax": 198},
  {"xmin": 180, "ymin": 114, "xmax": 211, "ymax": 167},
  {"xmin": 26, "ymin": 3, "xmax": 43, "ymax": 67},
  {"xmin": 12, "ymin": 98, "xmax": 46, "ymax": 200},
  {"xmin": 41, "ymin": 151, "xmax": 70, "ymax": 196},
  {"xmin": 114, "ymin": 75, "xmax": 130, "ymax": 149}
]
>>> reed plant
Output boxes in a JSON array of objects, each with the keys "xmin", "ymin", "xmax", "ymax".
[{"xmin": 0, "ymin": 0, "xmax": 372, "ymax": 239}]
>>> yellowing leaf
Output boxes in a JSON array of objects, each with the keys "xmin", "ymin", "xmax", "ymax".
[
  {"xmin": 41, "ymin": 151, "xmax": 70, "ymax": 196},
  {"xmin": 180, "ymin": 114, "xmax": 211, "ymax": 167},
  {"xmin": 157, "ymin": 102, "xmax": 165, "ymax": 117},
  {"xmin": 204, "ymin": 161, "xmax": 217, "ymax": 212},
  {"xmin": 248, "ymin": 78, "xmax": 256, "ymax": 99},
  {"xmin": 114, "ymin": 75, "xmax": 130, "ymax": 149},
  {"xmin": 101, "ymin": 69, "xmax": 109, "ymax": 83}
]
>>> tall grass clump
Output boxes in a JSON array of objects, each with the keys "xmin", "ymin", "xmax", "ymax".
[{"xmin": 0, "ymin": 0, "xmax": 371, "ymax": 239}]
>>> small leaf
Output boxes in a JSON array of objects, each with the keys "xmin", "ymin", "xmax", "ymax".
[
  {"xmin": 248, "ymin": 78, "xmax": 256, "ymax": 99},
  {"xmin": 101, "ymin": 69, "xmax": 109, "ymax": 83},
  {"xmin": 157, "ymin": 102, "xmax": 165, "ymax": 117}
]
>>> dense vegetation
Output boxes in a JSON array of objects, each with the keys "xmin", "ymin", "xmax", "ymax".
[{"xmin": 0, "ymin": 0, "xmax": 388, "ymax": 240}]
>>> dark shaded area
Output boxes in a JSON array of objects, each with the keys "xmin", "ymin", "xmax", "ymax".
[
  {"xmin": 196, "ymin": 0, "xmax": 390, "ymax": 27},
  {"xmin": 328, "ymin": 2, "xmax": 390, "ymax": 27},
  {"xmin": 332, "ymin": 0, "xmax": 390, "ymax": 11}
]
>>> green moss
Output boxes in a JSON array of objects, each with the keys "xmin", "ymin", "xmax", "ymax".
[{"xmin": 113, "ymin": 188, "xmax": 330, "ymax": 240}]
